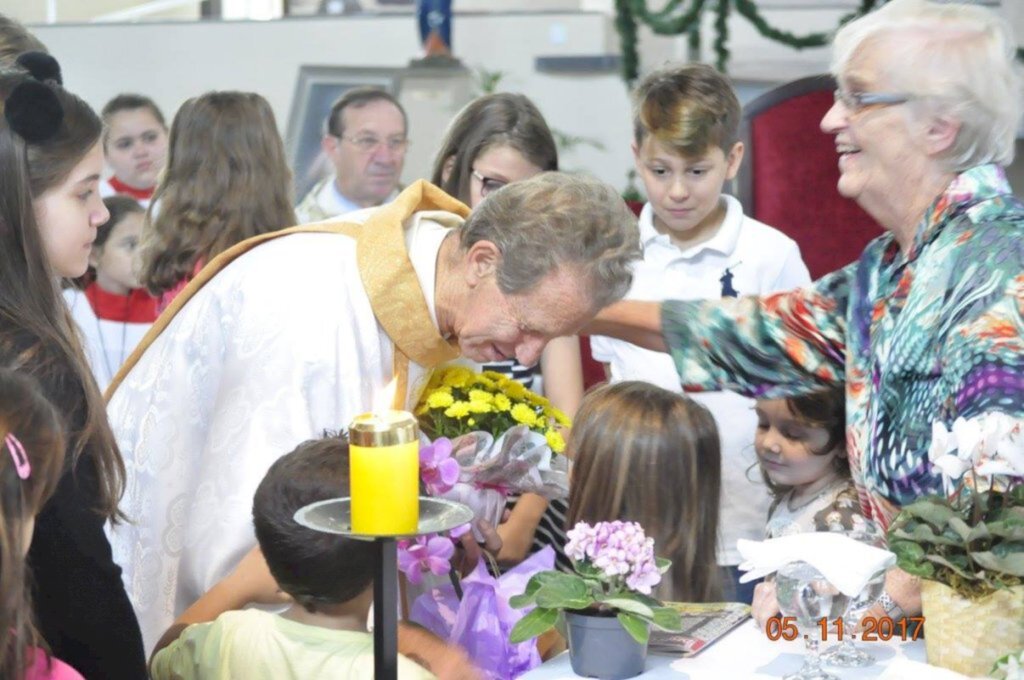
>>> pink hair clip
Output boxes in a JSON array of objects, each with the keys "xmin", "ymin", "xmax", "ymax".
[{"xmin": 5, "ymin": 433, "xmax": 30, "ymax": 480}]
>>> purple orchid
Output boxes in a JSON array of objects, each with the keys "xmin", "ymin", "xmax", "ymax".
[
  {"xmin": 397, "ymin": 534, "xmax": 456, "ymax": 585},
  {"xmin": 420, "ymin": 437, "xmax": 460, "ymax": 496}
]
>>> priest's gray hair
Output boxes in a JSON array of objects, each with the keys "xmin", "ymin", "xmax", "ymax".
[
  {"xmin": 459, "ymin": 171, "xmax": 641, "ymax": 310},
  {"xmin": 831, "ymin": 0, "xmax": 1023, "ymax": 171}
]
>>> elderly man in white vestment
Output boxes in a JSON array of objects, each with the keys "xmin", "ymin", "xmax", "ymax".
[{"xmin": 106, "ymin": 172, "xmax": 640, "ymax": 652}]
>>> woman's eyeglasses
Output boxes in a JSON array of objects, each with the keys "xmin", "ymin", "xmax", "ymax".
[
  {"xmin": 833, "ymin": 88, "xmax": 912, "ymax": 114},
  {"xmin": 472, "ymin": 170, "xmax": 507, "ymax": 197}
]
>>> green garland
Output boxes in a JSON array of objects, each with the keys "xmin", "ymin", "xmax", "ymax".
[
  {"xmin": 712, "ymin": 0, "xmax": 729, "ymax": 73},
  {"xmin": 629, "ymin": 0, "xmax": 706, "ymax": 35},
  {"xmin": 617, "ymin": 0, "xmax": 884, "ymax": 84}
]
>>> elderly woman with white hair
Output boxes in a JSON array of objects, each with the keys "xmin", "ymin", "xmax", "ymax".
[{"xmin": 588, "ymin": 0, "xmax": 1024, "ymax": 621}]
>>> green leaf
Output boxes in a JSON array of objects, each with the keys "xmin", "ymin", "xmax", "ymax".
[
  {"xmin": 948, "ymin": 517, "xmax": 973, "ymax": 542},
  {"xmin": 972, "ymin": 551, "xmax": 1024, "ymax": 577},
  {"xmin": 899, "ymin": 500, "xmax": 959, "ymax": 529},
  {"xmin": 597, "ymin": 596, "xmax": 655, "ymax": 619},
  {"xmin": 632, "ymin": 591, "xmax": 663, "ymax": 609},
  {"xmin": 900, "ymin": 559, "xmax": 936, "ymax": 578},
  {"xmin": 535, "ymin": 573, "xmax": 594, "ymax": 610},
  {"xmin": 617, "ymin": 612, "xmax": 650, "ymax": 645},
  {"xmin": 510, "ymin": 571, "xmax": 565, "ymax": 608},
  {"xmin": 926, "ymin": 554, "xmax": 977, "ymax": 579},
  {"xmin": 966, "ymin": 522, "xmax": 992, "ymax": 543},
  {"xmin": 896, "ymin": 524, "xmax": 962, "ymax": 547},
  {"xmin": 993, "ymin": 541, "xmax": 1024, "ymax": 558},
  {"xmin": 890, "ymin": 540, "xmax": 926, "ymax": 563},
  {"xmin": 987, "ymin": 519, "xmax": 1024, "ymax": 541},
  {"xmin": 573, "ymin": 560, "xmax": 604, "ymax": 580},
  {"xmin": 510, "ymin": 607, "xmax": 559, "ymax": 643},
  {"xmin": 651, "ymin": 606, "xmax": 683, "ymax": 631},
  {"xmin": 655, "ymin": 557, "xmax": 672, "ymax": 574}
]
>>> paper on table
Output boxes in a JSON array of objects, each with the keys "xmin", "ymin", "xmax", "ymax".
[
  {"xmin": 877, "ymin": 657, "xmax": 974, "ymax": 679},
  {"xmin": 736, "ymin": 532, "xmax": 896, "ymax": 596}
]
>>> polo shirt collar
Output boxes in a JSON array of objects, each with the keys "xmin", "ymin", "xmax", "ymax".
[{"xmin": 638, "ymin": 194, "xmax": 743, "ymax": 258}]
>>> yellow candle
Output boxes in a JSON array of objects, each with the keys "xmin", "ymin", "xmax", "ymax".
[{"xmin": 349, "ymin": 410, "xmax": 420, "ymax": 535}]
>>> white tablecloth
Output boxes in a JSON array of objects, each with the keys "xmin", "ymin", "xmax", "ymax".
[{"xmin": 519, "ymin": 619, "xmax": 958, "ymax": 680}]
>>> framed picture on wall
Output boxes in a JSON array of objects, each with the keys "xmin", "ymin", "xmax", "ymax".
[{"xmin": 285, "ymin": 65, "xmax": 402, "ymax": 200}]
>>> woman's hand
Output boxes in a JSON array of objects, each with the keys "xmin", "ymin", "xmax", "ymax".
[
  {"xmin": 453, "ymin": 520, "xmax": 502, "ymax": 577},
  {"xmin": 752, "ymin": 580, "xmax": 780, "ymax": 632}
]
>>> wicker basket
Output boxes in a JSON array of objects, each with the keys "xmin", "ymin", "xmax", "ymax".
[{"xmin": 921, "ymin": 581, "xmax": 1024, "ymax": 676}]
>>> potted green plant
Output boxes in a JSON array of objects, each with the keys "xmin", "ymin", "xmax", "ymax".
[
  {"xmin": 509, "ymin": 520, "xmax": 682, "ymax": 679},
  {"xmin": 887, "ymin": 412, "xmax": 1024, "ymax": 677}
]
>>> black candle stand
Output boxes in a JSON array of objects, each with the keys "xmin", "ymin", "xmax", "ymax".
[{"xmin": 294, "ymin": 496, "xmax": 474, "ymax": 680}]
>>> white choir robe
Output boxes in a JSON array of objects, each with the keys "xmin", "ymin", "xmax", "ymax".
[
  {"xmin": 63, "ymin": 288, "xmax": 153, "ymax": 393},
  {"xmin": 107, "ymin": 200, "xmax": 464, "ymax": 653}
]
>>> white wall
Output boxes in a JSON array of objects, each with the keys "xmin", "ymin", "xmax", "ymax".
[{"xmin": 31, "ymin": 12, "xmax": 644, "ymax": 191}]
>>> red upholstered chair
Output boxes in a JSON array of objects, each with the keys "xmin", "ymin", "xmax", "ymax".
[
  {"xmin": 578, "ymin": 200, "xmax": 646, "ymax": 391},
  {"xmin": 736, "ymin": 74, "xmax": 881, "ymax": 280}
]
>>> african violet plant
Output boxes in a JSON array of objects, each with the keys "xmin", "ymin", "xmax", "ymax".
[
  {"xmin": 887, "ymin": 413, "xmax": 1024, "ymax": 598},
  {"xmin": 509, "ymin": 520, "xmax": 682, "ymax": 645}
]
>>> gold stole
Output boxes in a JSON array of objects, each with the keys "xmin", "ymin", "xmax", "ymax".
[{"xmin": 106, "ymin": 180, "xmax": 469, "ymax": 409}]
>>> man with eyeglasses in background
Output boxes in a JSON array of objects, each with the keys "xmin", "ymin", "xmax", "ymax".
[{"xmin": 296, "ymin": 86, "xmax": 408, "ymax": 222}]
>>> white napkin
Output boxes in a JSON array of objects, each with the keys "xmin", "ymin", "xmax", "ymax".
[
  {"xmin": 878, "ymin": 658, "xmax": 977, "ymax": 679},
  {"xmin": 736, "ymin": 532, "xmax": 896, "ymax": 596}
]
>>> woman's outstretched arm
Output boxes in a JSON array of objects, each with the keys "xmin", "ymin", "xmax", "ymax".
[{"xmin": 584, "ymin": 301, "xmax": 666, "ymax": 353}]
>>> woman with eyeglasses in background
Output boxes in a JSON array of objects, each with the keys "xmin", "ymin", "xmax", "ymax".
[{"xmin": 430, "ymin": 92, "xmax": 584, "ymax": 569}]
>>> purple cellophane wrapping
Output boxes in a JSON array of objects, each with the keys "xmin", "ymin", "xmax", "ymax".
[{"xmin": 409, "ymin": 546, "xmax": 556, "ymax": 679}]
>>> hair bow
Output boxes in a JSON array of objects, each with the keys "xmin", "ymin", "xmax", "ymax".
[{"xmin": 4, "ymin": 51, "xmax": 64, "ymax": 143}]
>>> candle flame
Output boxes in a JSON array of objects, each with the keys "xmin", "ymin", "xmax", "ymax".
[{"xmin": 373, "ymin": 378, "xmax": 399, "ymax": 416}]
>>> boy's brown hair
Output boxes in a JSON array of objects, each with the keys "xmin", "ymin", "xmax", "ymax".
[
  {"xmin": 253, "ymin": 432, "xmax": 376, "ymax": 612},
  {"xmin": 632, "ymin": 62, "xmax": 741, "ymax": 157}
]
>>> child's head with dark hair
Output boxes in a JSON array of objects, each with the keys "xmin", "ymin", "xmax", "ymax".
[
  {"xmin": 252, "ymin": 433, "xmax": 375, "ymax": 612},
  {"xmin": 0, "ymin": 368, "xmax": 66, "ymax": 678},
  {"xmin": 89, "ymin": 196, "xmax": 145, "ymax": 295},
  {"xmin": 754, "ymin": 387, "xmax": 849, "ymax": 500}
]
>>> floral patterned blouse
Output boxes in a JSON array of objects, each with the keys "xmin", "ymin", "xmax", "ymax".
[{"xmin": 661, "ymin": 164, "xmax": 1024, "ymax": 529}]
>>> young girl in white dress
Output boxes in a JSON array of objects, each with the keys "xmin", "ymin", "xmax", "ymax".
[{"xmin": 63, "ymin": 196, "xmax": 157, "ymax": 392}]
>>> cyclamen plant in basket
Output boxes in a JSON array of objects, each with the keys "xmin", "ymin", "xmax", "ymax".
[
  {"xmin": 509, "ymin": 521, "xmax": 682, "ymax": 645},
  {"xmin": 887, "ymin": 412, "xmax": 1024, "ymax": 677},
  {"xmin": 887, "ymin": 412, "xmax": 1024, "ymax": 597}
]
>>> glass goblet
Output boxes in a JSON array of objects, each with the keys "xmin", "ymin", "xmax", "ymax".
[
  {"xmin": 776, "ymin": 561, "xmax": 851, "ymax": 680},
  {"xmin": 821, "ymin": 527, "xmax": 888, "ymax": 667}
]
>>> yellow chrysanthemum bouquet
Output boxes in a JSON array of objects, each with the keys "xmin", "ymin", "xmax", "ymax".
[{"xmin": 415, "ymin": 366, "xmax": 571, "ymax": 535}]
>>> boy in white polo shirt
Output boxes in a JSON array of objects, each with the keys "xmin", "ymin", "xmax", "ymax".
[{"xmin": 590, "ymin": 63, "xmax": 811, "ymax": 603}]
